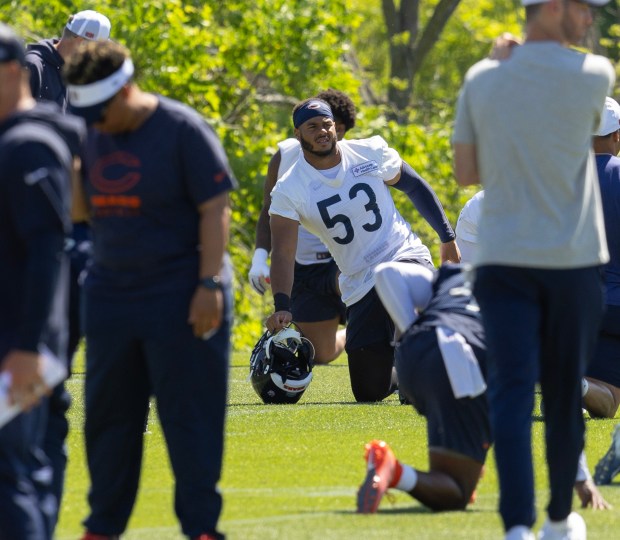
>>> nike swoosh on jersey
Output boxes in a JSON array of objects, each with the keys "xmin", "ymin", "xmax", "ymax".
[{"xmin": 23, "ymin": 168, "xmax": 50, "ymax": 186}]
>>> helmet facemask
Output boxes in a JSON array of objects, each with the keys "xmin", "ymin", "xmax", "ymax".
[{"xmin": 249, "ymin": 326, "xmax": 315, "ymax": 404}]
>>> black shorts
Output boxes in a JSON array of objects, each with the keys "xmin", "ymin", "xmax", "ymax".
[
  {"xmin": 396, "ymin": 327, "xmax": 491, "ymax": 464},
  {"xmin": 291, "ymin": 260, "xmax": 346, "ymax": 324},
  {"xmin": 345, "ymin": 286, "xmax": 395, "ymax": 351},
  {"xmin": 345, "ymin": 258, "xmax": 435, "ymax": 351},
  {"xmin": 586, "ymin": 304, "xmax": 620, "ymax": 388}
]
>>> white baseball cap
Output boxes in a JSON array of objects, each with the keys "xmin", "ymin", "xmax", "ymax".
[
  {"xmin": 521, "ymin": 0, "xmax": 610, "ymax": 5},
  {"xmin": 66, "ymin": 10, "xmax": 111, "ymax": 41},
  {"xmin": 596, "ymin": 97, "xmax": 620, "ymax": 137}
]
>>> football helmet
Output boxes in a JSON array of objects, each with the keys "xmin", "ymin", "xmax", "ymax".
[{"xmin": 249, "ymin": 325, "xmax": 315, "ymax": 404}]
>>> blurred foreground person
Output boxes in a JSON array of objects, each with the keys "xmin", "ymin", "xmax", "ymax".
[
  {"xmin": 65, "ymin": 40, "xmax": 236, "ymax": 540},
  {"xmin": 357, "ymin": 263, "xmax": 608, "ymax": 516},
  {"xmin": 0, "ymin": 23, "xmax": 83, "ymax": 540},
  {"xmin": 453, "ymin": 0, "xmax": 614, "ymax": 537}
]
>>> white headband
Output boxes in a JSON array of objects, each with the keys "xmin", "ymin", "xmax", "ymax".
[{"xmin": 67, "ymin": 59, "xmax": 134, "ymax": 107}]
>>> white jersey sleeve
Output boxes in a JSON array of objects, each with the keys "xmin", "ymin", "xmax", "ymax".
[
  {"xmin": 343, "ymin": 135, "xmax": 401, "ymax": 182},
  {"xmin": 456, "ymin": 190, "xmax": 484, "ymax": 243},
  {"xmin": 269, "ymin": 178, "xmax": 302, "ymax": 222},
  {"xmin": 277, "ymin": 138, "xmax": 301, "ymax": 178},
  {"xmin": 455, "ymin": 190, "xmax": 484, "ymax": 265},
  {"xmin": 374, "ymin": 261, "xmax": 434, "ymax": 334},
  {"xmin": 275, "ymin": 138, "xmax": 332, "ymax": 264}
]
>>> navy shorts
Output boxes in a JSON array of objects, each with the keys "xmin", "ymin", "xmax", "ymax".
[
  {"xmin": 396, "ymin": 326, "xmax": 491, "ymax": 464},
  {"xmin": 292, "ymin": 260, "xmax": 346, "ymax": 323},
  {"xmin": 587, "ymin": 304, "xmax": 620, "ymax": 388}
]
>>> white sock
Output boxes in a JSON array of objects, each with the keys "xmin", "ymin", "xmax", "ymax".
[
  {"xmin": 582, "ymin": 378, "xmax": 589, "ymax": 397},
  {"xmin": 546, "ymin": 518, "xmax": 568, "ymax": 532},
  {"xmin": 395, "ymin": 464, "xmax": 418, "ymax": 492}
]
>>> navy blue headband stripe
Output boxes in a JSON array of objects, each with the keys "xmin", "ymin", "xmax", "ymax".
[{"xmin": 293, "ymin": 100, "xmax": 334, "ymax": 128}]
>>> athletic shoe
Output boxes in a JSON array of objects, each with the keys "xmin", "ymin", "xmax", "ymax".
[
  {"xmin": 80, "ymin": 533, "xmax": 120, "ymax": 540},
  {"xmin": 505, "ymin": 525, "xmax": 535, "ymax": 540},
  {"xmin": 537, "ymin": 512, "xmax": 586, "ymax": 540},
  {"xmin": 593, "ymin": 423, "xmax": 620, "ymax": 485},
  {"xmin": 193, "ymin": 533, "xmax": 225, "ymax": 540},
  {"xmin": 357, "ymin": 440, "xmax": 397, "ymax": 513}
]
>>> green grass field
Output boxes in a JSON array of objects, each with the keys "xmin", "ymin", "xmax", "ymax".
[{"xmin": 55, "ymin": 350, "xmax": 620, "ymax": 539}]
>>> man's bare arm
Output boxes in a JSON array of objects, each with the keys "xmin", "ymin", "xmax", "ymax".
[{"xmin": 454, "ymin": 143, "xmax": 480, "ymax": 187}]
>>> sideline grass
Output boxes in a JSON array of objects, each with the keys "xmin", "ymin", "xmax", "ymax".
[{"xmin": 56, "ymin": 351, "xmax": 620, "ymax": 539}]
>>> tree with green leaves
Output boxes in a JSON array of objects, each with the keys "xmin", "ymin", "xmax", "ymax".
[
  {"xmin": 6, "ymin": 0, "xmax": 618, "ymax": 350},
  {"xmin": 382, "ymin": 0, "xmax": 463, "ymax": 115}
]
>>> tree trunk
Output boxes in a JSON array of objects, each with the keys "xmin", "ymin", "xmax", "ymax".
[{"xmin": 382, "ymin": 0, "xmax": 463, "ymax": 117}]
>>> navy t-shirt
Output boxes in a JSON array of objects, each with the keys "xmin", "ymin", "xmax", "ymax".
[
  {"xmin": 597, "ymin": 153, "xmax": 620, "ymax": 306},
  {"xmin": 80, "ymin": 96, "xmax": 237, "ymax": 291}
]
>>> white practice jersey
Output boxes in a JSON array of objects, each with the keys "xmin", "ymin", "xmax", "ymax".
[
  {"xmin": 270, "ymin": 135, "xmax": 432, "ymax": 305},
  {"xmin": 455, "ymin": 190, "xmax": 484, "ymax": 265},
  {"xmin": 277, "ymin": 138, "xmax": 332, "ymax": 265}
]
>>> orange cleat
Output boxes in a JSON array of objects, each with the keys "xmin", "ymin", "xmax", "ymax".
[{"xmin": 356, "ymin": 440, "xmax": 397, "ymax": 513}]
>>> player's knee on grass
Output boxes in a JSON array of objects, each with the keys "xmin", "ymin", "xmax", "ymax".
[
  {"xmin": 419, "ymin": 451, "xmax": 485, "ymax": 512},
  {"xmin": 583, "ymin": 378, "xmax": 620, "ymax": 418},
  {"xmin": 435, "ymin": 481, "xmax": 475, "ymax": 511},
  {"xmin": 584, "ymin": 401, "xmax": 618, "ymax": 419},
  {"xmin": 427, "ymin": 493, "xmax": 470, "ymax": 512},
  {"xmin": 347, "ymin": 342, "xmax": 395, "ymax": 402},
  {"xmin": 298, "ymin": 320, "xmax": 345, "ymax": 364}
]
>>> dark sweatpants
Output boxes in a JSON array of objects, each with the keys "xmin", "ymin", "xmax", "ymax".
[
  {"xmin": 43, "ymin": 221, "xmax": 91, "ymax": 530},
  {"xmin": 82, "ymin": 283, "xmax": 231, "ymax": 537},
  {"xmin": 474, "ymin": 265, "xmax": 604, "ymax": 531},
  {"xmin": 0, "ymin": 401, "xmax": 53, "ymax": 540}
]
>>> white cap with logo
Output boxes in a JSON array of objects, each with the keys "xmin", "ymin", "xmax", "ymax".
[
  {"xmin": 66, "ymin": 10, "xmax": 111, "ymax": 41},
  {"xmin": 597, "ymin": 97, "xmax": 620, "ymax": 137},
  {"xmin": 521, "ymin": 0, "xmax": 610, "ymax": 5}
]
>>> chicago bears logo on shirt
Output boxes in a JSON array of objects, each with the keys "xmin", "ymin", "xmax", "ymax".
[{"xmin": 89, "ymin": 151, "xmax": 143, "ymax": 217}]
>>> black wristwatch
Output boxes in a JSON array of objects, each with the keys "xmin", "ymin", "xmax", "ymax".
[{"xmin": 200, "ymin": 276, "xmax": 222, "ymax": 290}]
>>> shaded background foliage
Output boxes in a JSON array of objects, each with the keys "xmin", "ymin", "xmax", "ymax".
[{"xmin": 9, "ymin": 0, "xmax": 620, "ymax": 350}]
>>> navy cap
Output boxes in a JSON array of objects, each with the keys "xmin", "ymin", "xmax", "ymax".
[
  {"xmin": 293, "ymin": 99, "xmax": 334, "ymax": 128},
  {"xmin": 0, "ymin": 23, "xmax": 25, "ymax": 66}
]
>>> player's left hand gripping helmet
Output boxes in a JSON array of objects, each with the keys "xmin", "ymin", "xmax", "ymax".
[{"xmin": 249, "ymin": 325, "xmax": 315, "ymax": 404}]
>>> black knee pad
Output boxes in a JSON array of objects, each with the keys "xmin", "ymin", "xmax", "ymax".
[{"xmin": 347, "ymin": 342, "xmax": 395, "ymax": 402}]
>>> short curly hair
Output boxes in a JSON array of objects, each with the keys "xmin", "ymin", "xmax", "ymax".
[
  {"xmin": 316, "ymin": 89, "xmax": 356, "ymax": 133},
  {"xmin": 63, "ymin": 40, "xmax": 129, "ymax": 86}
]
